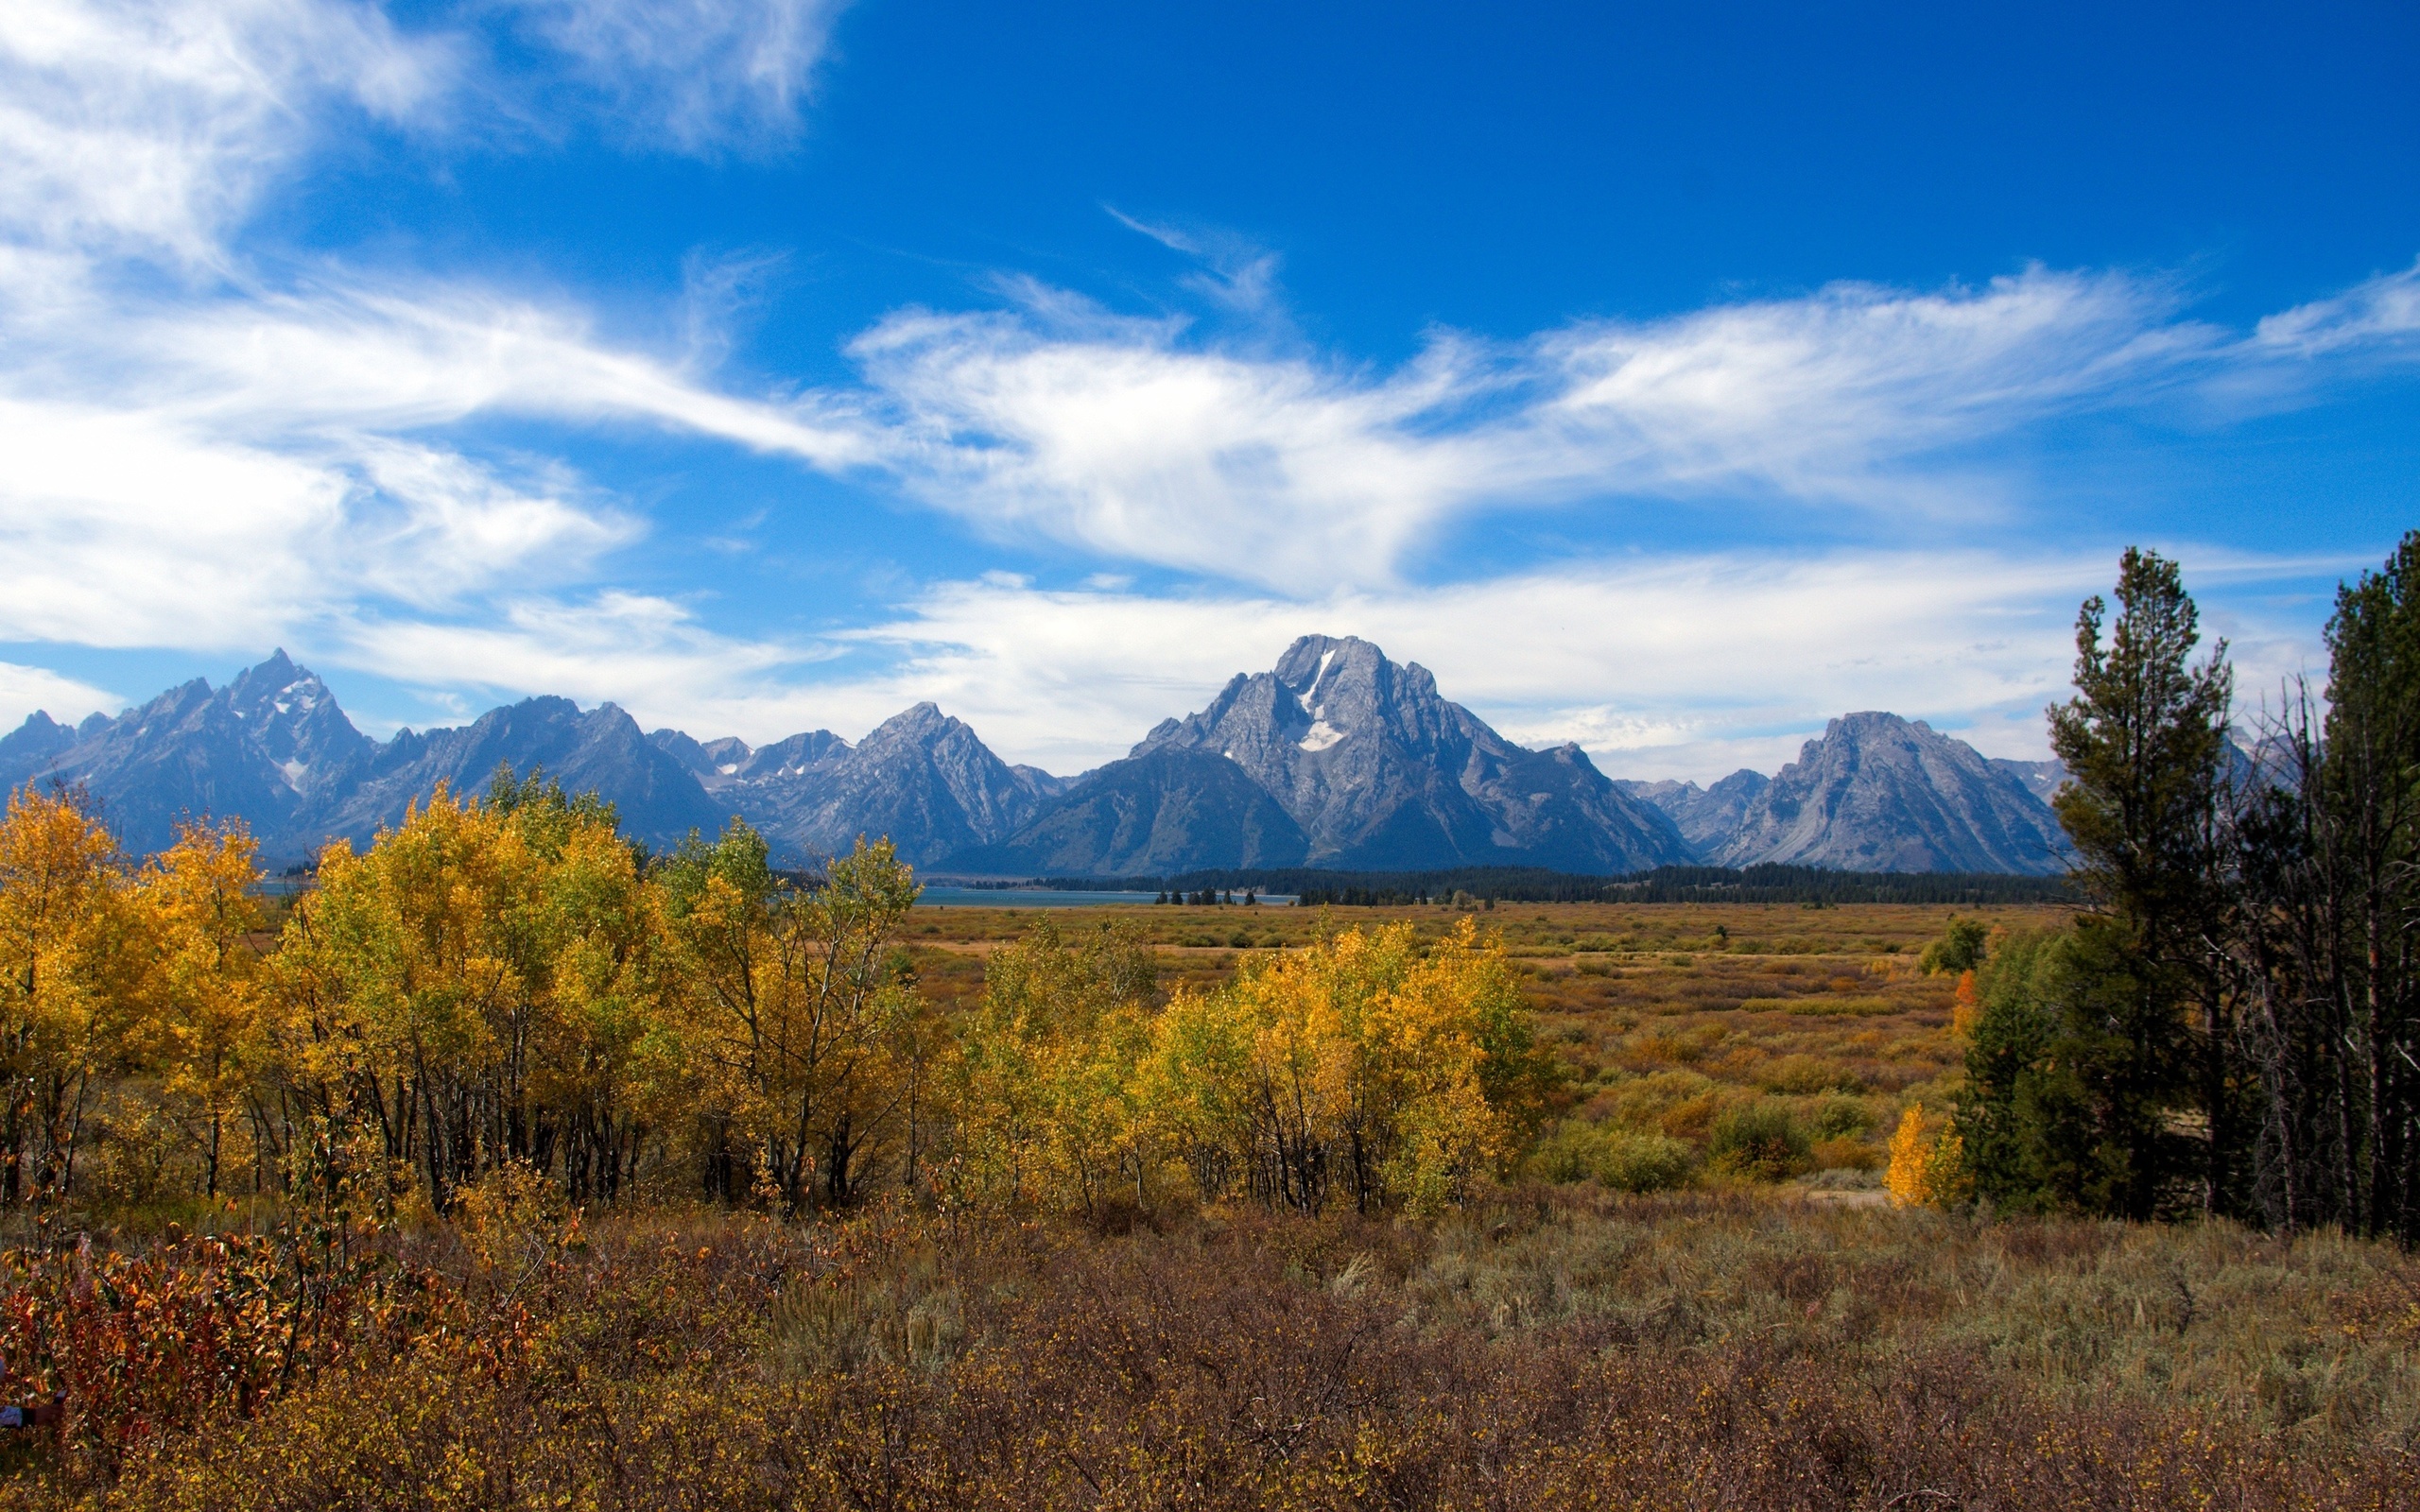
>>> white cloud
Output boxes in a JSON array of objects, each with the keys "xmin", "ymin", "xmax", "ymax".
[
  {"xmin": 1532, "ymin": 269, "xmax": 2203, "ymax": 498},
  {"xmin": 2252, "ymin": 258, "xmax": 2420, "ymax": 358},
  {"xmin": 0, "ymin": 0, "xmax": 851, "ymax": 276},
  {"xmin": 0, "ymin": 0, "xmax": 459, "ymax": 263},
  {"xmin": 0, "ymin": 392, "xmax": 642, "ymax": 648},
  {"xmin": 127, "ymin": 280, "xmax": 876, "ymax": 461},
  {"xmin": 0, "ymin": 661, "xmax": 120, "ymax": 732},
  {"xmin": 839, "ymin": 268, "xmax": 2229, "ymax": 592},
  {"xmin": 0, "ymin": 398, "xmax": 346, "ymax": 647},
  {"xmin": 802, "ymin": 547, "xmax": 2341, "ymax": 782},
  {"xmin": 330, "ymin": 591, "xmax": 811, "ymax": 720},
  {"xmin": 501, "ymin": 0, "xmax": 850, "ymax": 152}
]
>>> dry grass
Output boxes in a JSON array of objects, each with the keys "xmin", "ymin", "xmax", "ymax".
[{"xmin": 4, "ymin": 1191, "xmax": 2411, "ymax": 1510}]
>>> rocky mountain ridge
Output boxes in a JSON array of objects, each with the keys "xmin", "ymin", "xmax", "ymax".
[
  {"xmin": 1114, "ymin": 636, "xmax": 1690, "ymax": 874},
  {"xmin": 1625, "ymin": 714, "xmax": 2071, "ymax": 875},
  {"xmin": 1, "ymin": 645, "xmax": 2077, "ymax": 876}
]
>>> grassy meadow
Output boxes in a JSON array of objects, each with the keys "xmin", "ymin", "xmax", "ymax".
[
  {"xmin": 4, "ymin": 897, "xmax": 2414, "ymax": 1509},
  {"xmin": 908, "ymin": 898, "xmax": 2037, "ymax": 1194}
]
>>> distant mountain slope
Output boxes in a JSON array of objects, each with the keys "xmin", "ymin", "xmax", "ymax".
[
  {"xmin": 315, "ymin": 696, "xmax": 727, "ymax": 852},
  {"xmin": 648, "ymin": 729, "xmax": 761, "ymax": 789},
  {"xmin": 1132, "ymin": 635, "xmax": 1690, "ymax": 874},
  {"xmin": 1713, "ymin": 713, "xmax": 2071, "ymax": 874},
  {"xmin": 722, "ymin": 704, "xmax": 1049, "ymax": 867},
  {"xmin": 1, "ymin": 656, "xmax": 731, "ymax": 860},
  {"xmin": 1988, "ymin": 757, "xmax": 2068, "ymax": 805},
  {"xmin": 1619, "ymin": 769, "xmax": 1771, "ymax": 856},
  {"xmin": 943, "ymin": 747, "xmax": 1309, "ymax": 876},
  {"xmin": 0, "ymin": 711, "xmax": 86, "ymax": 788}
]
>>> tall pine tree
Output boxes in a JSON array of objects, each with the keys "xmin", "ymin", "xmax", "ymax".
[{"xmin": 1962, "ymin": 548, "xmax": 2235, "ymax": 1218}]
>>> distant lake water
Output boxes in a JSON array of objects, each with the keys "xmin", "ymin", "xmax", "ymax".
[{"xmin": 916, "ymin": 887, "xmax": 1298, "ymax": 908}]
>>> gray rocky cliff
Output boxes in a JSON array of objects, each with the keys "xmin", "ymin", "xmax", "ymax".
[
  {"xmin": 725, "ymin": 704, "xmax": 1044, "ymax": 867},
  {"xmin": 1619, "ymin": 768, "xmax": 1772, "ymax": 857},
  {"xmin": 1713, "ymin": 713, "xmax": 2071, "ymax": 874},
  {"xmin": 6, "ymin": 652, "xmax": 377, "ymax": 857},
  {"xmin": 1125, "ymin": 634, "xmax": 1690, "ymax": 873},
  {"xmin": 312, "ymin": 696, "xmax": 724, "ymax": 852}
]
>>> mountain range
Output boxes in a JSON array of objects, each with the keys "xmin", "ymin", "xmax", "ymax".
[
  {"xmin": 1616, "ymin": 714, "xmax": 2070, "ymax": 874},
  {"xmin": 0, "ymin": 639, "xmax": 2074, "ymax": 876}
]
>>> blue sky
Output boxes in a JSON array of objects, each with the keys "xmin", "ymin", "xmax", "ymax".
[{"xmin": 1, "ymin": 0, "xmax": 2414, "ymax": 782}]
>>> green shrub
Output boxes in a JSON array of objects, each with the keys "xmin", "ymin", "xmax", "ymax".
[
  {"xmin": 1813, "ymin": 1094, "xmax": 1874, "ymax": 1138},
  {"xmin": 1920, "ymin": 914, "xmax": 1991, "ymax": 974},
  {"xmin": 1595, "ymin": 1130, "xmax": 1695, "ymax": 1192},
  {"xmin": 1708, "ymin": 1102, "xmax": 1811, "ymax": 1179},
  {"xmin": 1525, "ymin": 1123, "xmax": 1695, "ymax": 1192}
]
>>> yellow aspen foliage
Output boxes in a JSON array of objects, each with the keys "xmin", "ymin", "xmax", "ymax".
[
  {"xmin": 278, "ymin": 773, "xmax": 682, "ymax": 1207},
  {"xmin": 949, "ymin": 918, "xmax": 1158, "ymax": 1214},
  {"xmin": 1886, "ymin": 1104, "xmax": 1971, "ymax": 1209},
  {"xmin": 1135, "ymin": 919, "xmax": 1549, "ymax": 1216},
  {"xmin": 131, "ymin": 820, "xmax": 268, "ymax": 1197},
  {"xmin": 0, "ymin": 764, "xmax": 1557, "ymax": 1222},
  {"xmin": 658, "ymin": 825, "xmax": 924, "ymax": 1212},
  {"xmin": 0, "ymin": 785, "xmax": 146, "ymax": 1202}
]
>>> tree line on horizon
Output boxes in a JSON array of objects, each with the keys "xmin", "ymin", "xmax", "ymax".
[{"xmin": 1023, "ymin": 865, "xmax": 2074, "ymax": 906}]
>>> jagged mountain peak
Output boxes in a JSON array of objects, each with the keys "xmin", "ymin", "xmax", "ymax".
[
  {"xmin": 227, "ymin": 647, "xmax": 301, "ymax": 694},
  {"xmin": 320, "ymin": 694, "xmax": 720, "ymax": 854},
  {"xmin": 1272, "ymin": 633, "xmax": 1414, "ymax": 697},
  {"xmin": 220, "ymin": 651, "xmax": 372, "ymax": 787},
  {"xmin": 0, "ymin": 711, "xmax": 78, "ymax": 784},
  {"xmin": 1056, "ymin": 635, "xmax": 1686, "ymax": 875},
  {"xmin": 740, "ymin": 730, "xmax": 848, "ymax": 780},
  {"xmin": 0, "ymin": 654, "xmax": 379, "ymax": 855},
  {"xmin": 864, "ymin": 701, "xmax": 961, "ymax": 745},
  {"xmin": 1618, "ymin": 767, "xmax": 1772, "ymax": 854},
  {"xmin": 1714, "ymin": 712, "xmax": 2070, "ymax": 874},
  {"xmin": 7, "ymin": 710, "xmax": 68, "ymax": 740},
  {"xmin": 731, "ymin": 701, "xmax": 1044, "ymax": 867}
]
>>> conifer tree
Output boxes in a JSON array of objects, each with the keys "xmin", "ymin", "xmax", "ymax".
[{"xmin": 1963, "ymin": 549, "xmax": 2234, "ymax": 1218}]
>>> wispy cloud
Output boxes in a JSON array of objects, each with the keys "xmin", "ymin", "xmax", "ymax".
[
  {"xmin": 837, "ymin": 267, "xmax": 2237, "ymax": 592},
  {"xmin": 0, "ymin": 0, "xmax": 461, "ymax": 265},
  {"xmin": 2252, "ymin": 258, "xmax": 2420, "ymax": 358},
  {"xmin": 328, "ymin": 590, "xmax": 819, "ymax": 723},
  {"xmin": 498, "ymin": 0, "xmax": 851, "ymax": 153},
  {"xmin": 0, "ymin": 394, "xmax": 637, "ymax": 648}
]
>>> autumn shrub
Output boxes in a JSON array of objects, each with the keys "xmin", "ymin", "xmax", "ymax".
[
  {"xmin": 1810, "ymin": 1135, "xmax": 1881, "ymax": 1171},
  {"xmin": 1919, "ymin": 914, "xmax": 1993, "ymax": 975},
  {"xmin": 1810, "ymin": 1092, "xmax": 1874, "ymax": 1137},
  {"xmin": 0, "ymin": 1220, "xmax": 446, "ymax": 1486},
  {"xmin": 0, "ymin": 1196, "xmax": 2411, "ymax": 1509},
  {"xmin": 1526, "ymin": 1122, "xmax": 1695, "ymax": 1192},
  {"xmin": 1707, "ymin": 1102, "xmax": 1811, "ymax": 1179}
]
